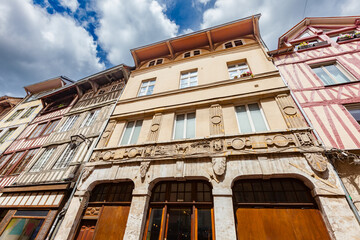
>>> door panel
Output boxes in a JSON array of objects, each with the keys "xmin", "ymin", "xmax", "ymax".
[
  {"xmin": 75, "ymin": 221, "xmax": 96, "ymax": 240},
  {"xmin": 236, "ymin": 208, "xmax": 330, "ymax": 240},
  {"xmin": 94, "ymin": 206, "xmax": 130, "ymax": 240}
]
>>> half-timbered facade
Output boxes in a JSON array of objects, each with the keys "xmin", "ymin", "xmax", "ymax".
[
  {"xmin": 0, "ymin": 96, "xmax": 22, "ymax": 121},
  {"xmin": 270, "ymin": 16, "xmax": 360, "ymax": 216},
  {"xmin": 56, "ymin": 15, "xmax": 359, "ymax": 240},
  {"xmin": 0, "ymin": 66, "xmax": 129, "ymax": 239}
]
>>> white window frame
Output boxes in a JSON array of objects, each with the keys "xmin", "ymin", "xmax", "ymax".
[
  {"xmin": 180, "ymin": 70, "xmax": 198, "ymax": 89},
  {"xmin": 183, "ymin": 50, "xmax": 201, "ymax": 58},
  {"xmin": 223, "ymin": 39, "xmax": 244, "ymax": 49},
  {"xmin": 227, "ymin": 62, "xmax": 250, "ymax": 79},
  {"xmin": 0, "ymin": 128, "xmax": 16, "ymax": 144},
  {"xmin": 81, "ymin": 109, "xmax": 100, "ymax": 128},
  {"xmin": 59, "ymin": 115, "xmax": 79, "ymax": 132},
  {"xmin": 20, "ymin": 106, "xmax": 38, "ymax": 119},
  {"xmin": 30, "ymin": 147, "xmax": 56, "ymax": 172},
  {"xmin": 52, "ymin": 144, "xmax": 76, "ymax": 169},
  {"xmin": 148, "ymin": 58, "xmax": 163, "ymax": 67},
  {"xmin": 119, "ymin": 120, "xmax": 143, "ymax": 145},
  {"xmin": 172, "ymin": 112, "xmax": 196, "ymax": 140},
  {"xmin": 311, "ymin": 62, "xmax": 354, "ymax": 85},
  {"xmin": 138, "ymin": 80, "xmax": 156, "ymax": 97},
  {"xmin": 234, "ymin": 103, "xmax": 269, "ymax": 133},
  {"xmin": 6, "ymin": 109, "xmax": 24, "ymax": 122}
]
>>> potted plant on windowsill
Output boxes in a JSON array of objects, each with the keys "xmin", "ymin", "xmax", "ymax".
[
  {"xmin": 354, "ymin": 31, "xmax": 360, "ymax": 38},
  {"xmin": 297, "ymin": 42, "xmax": 309, "ymax": 50},
  {"xmin": 240, "ymin": 71, "xmax": 253, "ymax": 78},
  {"xmin": 337, "ymin": 33, "xmax": 354, "ymax": 42}
]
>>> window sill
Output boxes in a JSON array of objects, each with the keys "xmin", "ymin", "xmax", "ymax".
[
  {"xmin": 297, "ymin": 42, "xmax": 330, "ymax": 53},
  {"xmin": 324, "ymin": 80, "xmax": 360, "ymax": 88},
  {"xmin": 337, "ymin": 38, "xmax": 360, "ymax": 44}
]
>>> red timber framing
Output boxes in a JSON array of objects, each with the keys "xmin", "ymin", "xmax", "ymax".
[{"xmin": 270, "ymin": 16, "xmax": 360, "ymax": 150}]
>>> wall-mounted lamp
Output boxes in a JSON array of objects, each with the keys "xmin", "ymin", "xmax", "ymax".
[{"xmin": 70, "ymin": 134, "xmax": 91, "ymax": 149}]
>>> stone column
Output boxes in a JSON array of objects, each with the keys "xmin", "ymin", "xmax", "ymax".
[
  {"xmin": 212, "ymin": 188, "xmax": 237, "ymax": 240},
  {"xmin": 123, "ymin": 188, "xmax": 151, "ymax": 240}
]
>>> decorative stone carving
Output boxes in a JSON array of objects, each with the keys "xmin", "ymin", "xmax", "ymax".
[
  {"xmin": 213, "ymin": 139, "xmax": 223, "ymax": 151},
  {"xmin": 250, "ymin": 135, "xmax": 267, "ymax": 149},
  {"xmin": 304, "ymin": 153, "xmax": 328, "ymax": 173},
  {"xmin": 212, "ymin": 157, "xmax": 226, "ymax": 176},
  {"xmin": 272, "ymin": 135, "xmax": 290, "ymax": 147},
  {"xmin": 102, "ymin": 151, "xmax": 113, "ymax": 161},
  {"xmin": 98, "ymin": 120, "xmax": 117, "ymax": 147},
  {"xmin": 230, "ymin": 138, "xmax": 245, "ymax": 150},
  {"xmin": 275, "ymin": 94, "xmax": 307, "ymax": 128},
  {"xmin": 140, "ymin": 161, "xmax": 150, "ymax": 178},
  {"xmin": 85, "ymin": 207, "xmax": 101, "ymax": 217},
  {"xmin": 82, "ymin": 166, "xmax": 95, "ymax": 182},
  {"xmin": 147, "ymin": 113, "xmax": 162, "ymax": 141},
  {"xmin": 296, "ymin": 132, "xmax": 315, "ymax": 146},
  {"xmin": 176, "ymin": 144, "xmax": 189, "ymax": 154},
  {"xmin": 209, "ymin": 104, "xmax": 224, "ymax": 135}
]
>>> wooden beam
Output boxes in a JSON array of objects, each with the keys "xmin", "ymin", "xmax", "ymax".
[
  {"xmin": 206, "ymin": 31, "xmax": 214, "ymax": 51},
  {"xmin": 89, "ymin": 79, "xmax": 99, "ymax": 93},
  {"xmin": 75, "ymin": 85, "xmax": 83, "ymax": 98},
  {"xmin": 121, "ymin": 67, "xmax": 129, "ymax": 83},
  {"xmin": 2, "ymin": 183, "xmax": 70, "ymax": 193},
  {"xmin": 131, "ymin": 51, "xmax": 139, "ymax": 68},
  {"xmin": 166, "ymin": 41, "xmax": 174, "ymax": 59}
]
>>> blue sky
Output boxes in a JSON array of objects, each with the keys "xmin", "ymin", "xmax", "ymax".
[{"xmin": 0, "ymin": 0, "xmax": 359, "ymax": 97}]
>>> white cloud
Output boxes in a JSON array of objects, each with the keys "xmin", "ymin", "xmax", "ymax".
[
  {"xmin": 0, "ymin": 0, "xmax": 104, "ymax": 96},
  {"xmin": 95, "ymin": 0, "xmax": 179, "ymax": 65},
  {"xmin": 198, "ymin": 0, "xmax": 211, "ymax": 5},
  {"xmin": 58, "ymin": 0, "xmax": 79, "ymax": 12}
]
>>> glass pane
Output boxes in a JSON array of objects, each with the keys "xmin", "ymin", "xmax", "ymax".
[
  {"xmin": 147, "ymin": 85, "xmax": 154, "ymax": 95},
  {"xmin": 248, "ymin": 103, "xmax": 267, "ymax": 132},
  {"xmin": 0, "ymin": 218, "xmax": 44, "ymax": 240},
  {"xmin": 325, "ymin": 64, "xmax": 350, "ymax": 84},
  {"xmin": 146, "ymin": 208, "xmax": 163, "ymax": 240},
  {"xmin": 186, "ymin": 113, "xmax": 195, "ymax": 138},
  {"xmin": 198, "ymin": 209, "xmax": 213, "ymax": 240},
  {"xmin": 174, "ymin": 114, "xmax": 185, "ymax": 139},
  {"xmin": 130, "ymin": 120, "xmax": 142, "ymax": 144},
  {"xmin": 313, "ymin": 66, "xmax": 335, "ymax": 85},
  {"xmin": 235, "ymin": 106, "xmax": 252, "ymax": 133},
  {"xmin": 14, "ymin": 210, "xmax": 49, "ymax": 217},
  {"xmin": 348, "ymin": 108, "xmax": 360, "ymax": 123},
  {"xmin": 120, "ymin": 121, "xmax": 134, "ymax": 145},
  {"xmin": 166, "ymin": 208, "xmax": 191, "ymax": 240}
]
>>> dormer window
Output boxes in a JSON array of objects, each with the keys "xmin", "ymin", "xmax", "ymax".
[
  {"xmin": 224, "ymin": 40, "xmax": 243, "ymax": 49},
  {"xmin": 183, "ymin": 50, "xmax": 201, "ymax": 58},
  {"xmin": 298, "ymin": 29, "xmax": 313, "ymax": 39},
  {"xmin": 148, "ymin": 58, "xmax": 163, "ymax": 67}
]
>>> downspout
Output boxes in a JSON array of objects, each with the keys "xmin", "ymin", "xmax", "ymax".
[
  {"xmin": 46, "ymin": 82, "xmax": 126, "ymax": 240},
  {"xmin": 274, "ymin": 63, "xmax": 360, "ymax": 225}
]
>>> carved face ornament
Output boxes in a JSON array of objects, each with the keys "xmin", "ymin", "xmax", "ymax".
[{"xmin": 212, "ymin": 157, "xmax": 226, "ymax": 176}]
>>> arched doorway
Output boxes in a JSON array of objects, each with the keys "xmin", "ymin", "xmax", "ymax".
[
  {"xmin": 143, "ymin": 180, "xmax": 214, "ymax": 240},
  {"xmin": 233, "ymin": 178, "xmax": 330, "ymax": 240},
  {"xmin": 75, "ymin": 181, "xmax": 134, "ymax": 240}
]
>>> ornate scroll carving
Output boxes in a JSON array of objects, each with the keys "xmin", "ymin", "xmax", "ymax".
[
  {"xmin": 140, "ymin": 161, "xmax": 150, "ymax": 178},
  {"xmin": 98, "ymin": 120, "xmax": 117, "ymax": 147},
  {"xmin": 85, "ymin": 207, "xmax": 101, "ymax": 217},
  {"xmin": 147, "ymin": 113, "xmax": 162, "ymax": 141},
  {"xmin": 209, "ymin": 104, "xmax": 224, "ymax": 135},
  {"xmin": 212, "ymin": 157, "xmax": 226, "ymax": 176},
  {"xmin": 275, "ymin": 94, "xmax": 307, "ymax": 128},
  {"xmin": 304, "ymin": 153, "xmax": 328, "ymax": 173}
]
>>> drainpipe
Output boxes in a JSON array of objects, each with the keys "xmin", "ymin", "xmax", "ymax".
[
  {"xmin": 46, "ymin": 83, "xmax": 126, "ymax": 240},
  {"xmin": 274, "ymin": 64, "xmax": 360, "ymax": 225}
]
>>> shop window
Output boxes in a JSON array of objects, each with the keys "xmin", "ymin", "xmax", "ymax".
[
  {"xmin": 120, "ymin": 120, "xmax": 143, "ymax": 145},
  {"xmin": 138, "ymin": 79, "xmax": 156, "ymax": 97},
  {"xmin": 227, "ymin": 62, "xmax": 251, "ymax": 79},
  {"xmin": 173, "ymin": 113, "xmax": 195, "ymax": 139},
  {"xmin": 235, "ymin": 103, "xmax": 268, "ymax": 133},
  {"xmin": 345, "ymin": 104, "xmax": 360, "ymax": 124},
  {"xmin": 5, "ymin": 109, "xmax": 24, "ymax": 122},
  {"xmin": 75, "ymin": 182, "xmax": 134, "ymax": 240},
  {"xmin": 311, "ymin": 62, "xmax": 354, "ymax": 85},
  {"xmin": 0, "ymin": 210, "xmax": 48, "ymax": 239},
  {"xmin": 180, "ymin": 70, "xmax": 198, "ymax": 89},
  {"xmin": 143, "ymin": 181, "xmax": 214, "ymax": 240}
]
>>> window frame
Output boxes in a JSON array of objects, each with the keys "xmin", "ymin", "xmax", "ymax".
[
  {"xmin": 20, "ymin": 106, "xmax": 38, "ymax": 119},
  {"xmin": 179, "ymin": 70, "xmax": 198, "ymax": 89},
  {"xmin": 183, "ymin": 50, "xmax": 201, "ymax": 58},
  {"xmin": 173, "ymin": 112, "xmax": 196, "ymax": 140},
  {"xmin": 81, "ymin": 109, "xmax": 100, "ymax": 128},
  {"xmin": 310, "ymin": 61, "xmax": 355, "ymax": 86},
  {"xmin": 30, "ymin": 147, "xmax": 56, "ymax": 172},
  {"xmin": 148, "ymin": 58, "xmax": 163, "ymax": 67},
  {"xmin": 227, "ymin": 62, "xmax": 251, "ymax": 79},
  {"xmin": 119, "ymin": 120, "xmax": 143, "ymax": 146},
  {"xmin": 223, "ymin": 39, "xmax": 244, "ymax": 49},
  {"xmin": 345, "ymin": 103, "xmax": 360, "ymax": 125},
  {"xmin": 234, "ymin": 103, "xmax": 269, "ymax": 134},
  {"xmin": 0, "ymin": 128, "xmax": 17, "ymax": 144},
  {"xmin": 138, "ymin": 79, "xmax": 156, "ymax": 97},
  {"xmin": 5, "ymin": 109, "xmax": 24, "ymax": 122},
  {"xmin": 52, "ymin": 144, "xmax": 76, "ymax": 169},
  {"xmin": 59, "ymin": 115, "xmax": 79, "ymax": 132}
]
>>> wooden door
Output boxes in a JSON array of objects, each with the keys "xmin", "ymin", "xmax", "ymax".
[
  {"xmin": 75, "ymin": 220, "xmax": 96, "ymax": 240},
  {"xmin": 236, "ymin": 208, "xmax": 331, "ymax": 240},
  {"xmin": 94, "ymin": 206, "xmax": 130, "ymax": 240}
]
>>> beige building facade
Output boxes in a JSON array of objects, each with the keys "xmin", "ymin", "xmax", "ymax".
[{"xmin": 57, "ymin": 15, "xmax": 359, "ymax": 240}]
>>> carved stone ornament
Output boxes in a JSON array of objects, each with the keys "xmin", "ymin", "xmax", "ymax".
[
  {"xmin": 304, "ymin": 153, "xmax": 328, "ymax": 173},
  {"xmin": 212, "ymin": 157, "xmax": 226, "ymax": 176},
  {"xmin": 82, "ymin": 166, "xmax": 95, "ymax": 182},
  {"xmin": 213, "ymin": 139, "xmax": 223, "ymax": 151},
  {"xmin": 140, "ymin": 161, "xmax": 150, "ymax": 178},
  {"xmin": 296, "ymin": 132, "xmax": 314, "ymax": 146}
]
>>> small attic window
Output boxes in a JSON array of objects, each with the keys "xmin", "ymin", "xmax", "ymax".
[
  {"xmin": 183, "ymin": 50, "xmax": 201, "ymax": 58},
  {"xmin": 298, "ymin": 29, "xmax": 313, "ymax": 39},
  {"xmin": 224, "ymin": 40, "xmax": 243, "ymax": 49},
  {"xmin": 148, "ymin": 58, "xmax": 163, "ymax": 67}
]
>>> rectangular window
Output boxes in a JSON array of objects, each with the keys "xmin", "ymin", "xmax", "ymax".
[
  {"xmin": 53, "ymin": 144, "xmax": 76, "ymax": 169},
  {"xmin": 235, "ymin": 103, "xmax": 268, "ymax": 133},
  {"xmin": 28, "ymin": 123, "xmax": 47, "ymax": 139},
  {"xmin": 81, "ymin": 110, "xmax": 100, "ymax": 127},
  {"xmin": 0, "ymin": 155, "xmax": 12, "ymax": 169},
  {"xmin": 228, "ymin": 63, "xmax": 250, "ymax": 79},
  {"xmin": 138, "ymin": 80, "xmax": 155, "ymax": 96},
  {"xmin": 6, "ymin": 109, "xmax": 24, "ymax": 122},
  {"xmin": 345, "ymin": 104, "xmax": 360, "ymax": 124},
  {"xmin": 11, "ymin": 149, "xmax": 39, "ymax": 175},
  {"xmin": 42, "ymin": 119, "xmax": 60, "ymax": 136},
  {"xmin": 0, "ymin": 151, "xmax": 25, "ymax": 176},
  {"xmin": 312, "ymin": 62, "xmax": 353, "ymax": 85},
  {"xmin": 59, "ymin": 115, "xmax": 79, "ymax": 132},
  {"xmin": 174, "ymin": 113, "xmax": 196, "ymax": 139},
  {"xmin": 120, "ymin": 120, "xmax": 143, "ymax": 145},
  {"xmin": 30, "ymin": 147, "xmax": 56, "ymax": 172},
  {"xmin": 20, "ymin": 106, "xmax": 38, "ymax": 119},
  {"xmin": 0, "ymin": 128, "xmax": 16, "ymax": 144},
  {"xmin": 180, "ymin": 70, "xmax": 198, "ymax": 89}
]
